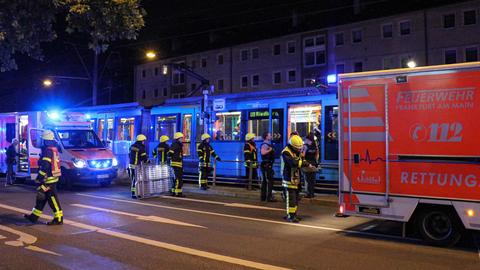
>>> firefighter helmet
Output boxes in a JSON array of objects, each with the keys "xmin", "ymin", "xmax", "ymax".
[
  {"xmin": 42, "ymin": 130, "xmax": 55, "ymax": 141},
  {"xmin": 136, "ymin": 134, "xmax": 147, "ymax": 141},
  {"xmin": 160, "ymin": 135, "xmax": 169, "ymax": 143},
  {"xmin": 289, "ymin": 135, "xmax": 303, "ymax": 149},
  {"xmin": 245, "ymin": 133, "xmax": 255, "ymax": 141},
  {"xmin": 201, "ymin": 133, "xmax": 211, "ymax": 141},
  {"xmin": 173, "ymin": 132, "xmax": 184, "ymax": 140}
]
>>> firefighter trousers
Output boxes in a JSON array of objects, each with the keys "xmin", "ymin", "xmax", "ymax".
[
  {"xmin": 172, "ymin": 166, "xmax": 183, "ymax": 195},
  {"xmin": 260, "ymin": 162, "xmax": 274, "ymax": 201},
  {"xmin": 29, "ymin": 184, "xmax": 63, "ymax": 222},
  {"xmin": 285, "ymin": 187, "xmax": 298, "ymax": 218},
  {"xmin": 245, "ymin": 166, "xmax": 258, "ymax": 189},
  {"xmin": 130, "ymin": 168, "xmax": 137, "ymax": 197},
  {"xmin": 198, "ymin": 166, "xmax": 211, "ymax": 188}
]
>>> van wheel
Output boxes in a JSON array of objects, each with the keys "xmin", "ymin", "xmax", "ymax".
[{"xmin": 416, "ymin": 208, "xmax": 462, "ymax": 247}]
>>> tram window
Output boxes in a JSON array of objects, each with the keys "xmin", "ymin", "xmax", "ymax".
[
  {"xmin": 182, "ymin": 114, "xmax": 192, "ymax": 156},
  {"xmin": 195, "ymin": 114, "xmax": 205, "ymax": 142},
  {"xmin": 288, "ymin": 105, "xmax": 321, "ymax": 138},
  {"xmin": 118, "ymin": 118, "xmax": 135, "ymax": 141},
  {"xmin": 214, "ymin": 111, "xmax": 241, "ymax": 141},
  {"xmin": 248, "ymin": 110, "xmax": 269, "ymax": 140},
  {"xmin": 98, "ymin": 119, "xmax": 105, "ymax": 140},
  {"xmin": 324, "ymin": 106, "xmax": 339, "ymax": 161},
  {"xmin": 107, "ymin": 118, "xmax": 114, "ymax": 140},
  {"xmin": 156, "ymin": 115, "xmax": 177, "ymax": 141}
]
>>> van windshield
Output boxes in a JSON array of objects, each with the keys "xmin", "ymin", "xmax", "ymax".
[{"xmin": 57, "ymin": 130, "xmax": 104, "ymax": 149}]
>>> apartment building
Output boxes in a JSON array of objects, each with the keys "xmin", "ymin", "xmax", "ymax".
[{"xmin": 135, "ymin": 0, "xmax": 480, "ymax": 106}]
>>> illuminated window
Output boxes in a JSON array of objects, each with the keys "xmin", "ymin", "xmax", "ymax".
[
  {"xmin": 288, "ymin": 104, "xmax": 321, "ymax": 137},
  {"xmin": 248, "ymin": 110, "xmax": 282, "ymax": 141},
  {"xmin": 213, "ymin": 111, "xmax": 241, "ymax": 141},
  {"xmin": 107, "ymin": 118, "xmax": 114, "ymax": 140},
  {"xmin": 118, "ymin": 118, "xmax": 135, "ymax": 141},
  {"xmin": 182, "ymin": 114, "xmax": 192, "ymax": 156},
  {"xmin": 98, "ymin": 119, "xmax": 105, "ymax": 140},
  {"xmin": 156, "ymin": 115, "xmax": 177, "ymax": 141}
]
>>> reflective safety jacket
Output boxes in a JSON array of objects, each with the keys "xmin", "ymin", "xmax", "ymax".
[
  {"xmin": 281, "ymin": 145, "xmax": 309, "ymax": 189},
  {"xmin": 168, "ymin": 140, "xmax": 183, "ymax": 168},
  {"xmin": 244, "ymin": 141, "xmax": 258, "ymax": 168},
  {"xmin": 197, "ymin": 141, "xmax": 219, "ymax": 167},
  {"xmin": 129, "ymin": 141, "xmax": 147, "ymax": 168},
  {"xmin": 37, "ymin": 146, "xmax": 61, "ymax": 185},
  {"xmin": 152, "ymin": 142, "xmax": 170, "ymax": 165}
]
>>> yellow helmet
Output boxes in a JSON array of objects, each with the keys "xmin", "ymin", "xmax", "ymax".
[
  {"xmin": 136, "ymin": 134, "xmax": 147, "ymax": 141},
  {"xmin": 42, "ymin": 130, "xmax": 55, "ymax": 141},
  {"xmin": 289, "ymin": 135, "xmax": 303, "ymax": 149},
  {"xmin": 173, "ymin": 132, "xmax": 184, "ymax": 140},
  {"xmin": 201, "ymin": 133, "xmax": 211, "ymax": 141},
  {"xmin": 160, "ymin": 135, "xmax": 169, "ymax": 143},
  {"xmin": 245, "ymin": 133, "xmax": 255, "ymax": 141}
]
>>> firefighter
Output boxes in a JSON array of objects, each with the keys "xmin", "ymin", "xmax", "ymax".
[
  {"xmin": 302, "ymin": 132, "xmax": 319, "ymax": 198},
  {"xmin": 129, "ymin": 134, "xmax": 148, "ymax": 199},
  {"xmin": 168, "ymin": 132, "xmax": 185, "ymax": 197},
  {"xmin": 197, "ymin": 133, "xmax": 221, "ymax": 190},
  {"xmin": 260, "ymin": 132, "xmax": 276, "ymax": 202},
  {"xmin": 282, "ymin": 135, "xmax": 314, "ymax": 223},
  {"xmin": 244, "ymin": 133, "xmax": 258, "ymax": 190},
  {"xmin": 24, "ymin": 130, "xmax": 63, "ymax": 225},
  {"xmin": 152, "ymin": 135, "xmax": 170, "ymax": 165}
]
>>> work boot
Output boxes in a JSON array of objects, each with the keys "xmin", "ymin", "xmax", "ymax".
[
  {"xmin": 200, "ymin": 186, "xmax": 207, "ymax": 191},
  {"xmin": 46, "ymin": 218, "xmax": 63, "ymax": 226},
  {"xmin": 24, "ymin": 214, "xmax": 38, "ymax": 224},
  {"xmin": 284, "ymin": 214, "xmax": 300, "ymax": 223}
]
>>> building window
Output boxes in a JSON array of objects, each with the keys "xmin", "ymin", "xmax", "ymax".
[
  {"xmin": 352, "ymin": 29, "xmax": 362, "ymax": 43},
  {"xmin": 163, "ymin": 88, "xmax": 168, "ymax": 97},
  {"xmin": 173, "ymin": 72, "xmax": 185, "ymax": 85},
  {"xmin": 201, "ymin": 57, "xmax": 207, "ymax": 68},
  {"xmin": 240, "ymin": 49, "xmax": 249, "ymax": 61},
  {"xmin": 443, "ymin": 13, "xmax": 455, "ymax": 29},
  {"xmin": 336, "ymin": 64, "xmax": 345, "ymax": 74},
  {"xmin": 382, "ymin": 23, "xmax": 393, "ymax": 38},
  {"xmin": 464, "ymin": 10, "xmax": 477, "ymax": 25},
  {"xmin": 142, "ymin": 90, "xmax": 146, "ymax": 99},
  {"xmin": 241, "ymin": 76, "xmax": 248, "ymax": 88},
  {"xmin": 304, "ymin": 35, "xmax": 325, "ymax": 48},
  {"xmin": 252, "ymin": 74, "xmax": 259, "ymax": 87},
  {"xmin": 465, "ymin": 47, "xmax": 478, "ymax": 62},
  {"xmin": 304, "ymin": 35, "xmax": 326, "ymax": 67},
  {"xmin": 191, "ymin": 60, "xmax": 196, "ymax": 69},
  {"xmin": 399, "ymin": 21, "xmax": 411, "ymax": 36},
  {"xmin": 252, "ymin": 48, "xmax": 259, "ymax": 59},
  {"xmin": 154, "ymin": 67, "xmax": 159, "ymax": 76},
  {"xmin": 273, "ymin": 44, "xmax": 281, "ymax": 55},
  {"xmin": 217, "ymin": 54, "xmax": 224, "ymax": 65},
  {"xmin": 287, "ymin": 70, "xmax": 296, "ymax": 83},
  {"xmin": 142, "ymin": 70, "xmax": 146, "ymax": 78},
  {"xmin": 191, "ymin": 83, "xmax": 197, "ymax": 91},
  {"xmin": 287, "ymin": 41, "xmax": 296, "ymax": 53},
  {"xmin": 154, "ymin": 88, "xmax": 159, "ymax": 97},
  {"xmin": 335, "ymin": 32, "xmax": 344, "ymax": 47},
  {"xmin": 444, "ymin": 49, "xmax": 457, "ymax": 64},
  {"xmin": 273, "ymin": 72, "xmax": 281, "ymax": 84},
  {"xmin": 383, "ymin": 57, "xmax": 396, "ymax": 69},
  {"xmin": 217, "ymin": 79, "xmax": 224, "ymax": 91},
  {"xmin": 353, "ymin": 62, "xmax": 363, "ymax": 72}
]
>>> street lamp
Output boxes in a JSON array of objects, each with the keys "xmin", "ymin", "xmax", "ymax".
[
  {"xmin": 43, "ymin": 79, "xmax": 53, "ymax": 87},
  {"xmin": 407, "ymin": 60, "xmax": 417, "ymax": 68},
  {"xmin": 146, "ymin": 51, "xmax": 157, "ymax": 59}
]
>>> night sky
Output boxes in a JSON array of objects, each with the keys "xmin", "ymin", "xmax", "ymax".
[{"xmin": 0, "ymin": 0, "xmax": 466, "ymax": 112}]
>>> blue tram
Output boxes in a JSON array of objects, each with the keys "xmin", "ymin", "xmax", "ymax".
[{"xmin": 74, "ymin": 87, "xmax": 339, "ymax": 185}]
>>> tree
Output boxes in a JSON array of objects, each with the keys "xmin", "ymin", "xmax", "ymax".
[{"xmin": 0, "ymin": 0, "xmax": 145, "ymax": 82}]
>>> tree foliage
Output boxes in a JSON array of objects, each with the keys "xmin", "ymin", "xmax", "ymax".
[{"xmin": 0, "ymin": 0, "xmax": 145, "ymax": 72}]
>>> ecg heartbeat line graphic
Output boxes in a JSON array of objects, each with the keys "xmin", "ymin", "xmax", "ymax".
[{"xmin": 344, "ymin": 149, "xmax": 386, "ymax": 164}]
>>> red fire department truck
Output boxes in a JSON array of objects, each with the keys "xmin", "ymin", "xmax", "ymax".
[{"xmin": 338, "ymin": 62, "xmax": 480, "ymax": 246}]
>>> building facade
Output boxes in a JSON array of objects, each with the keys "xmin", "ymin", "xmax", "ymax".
[{"xmin": 135, "ymin": 0, "xmax": 480, "ymax": 106}]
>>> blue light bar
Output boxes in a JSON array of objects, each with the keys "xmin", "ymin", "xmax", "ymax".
[
  {"xmin": 47, "ymin": 111, "xmax": 60, "ymax": 120},
  {"xmin": 327, "ymin": 74, "xmax": 337, "ymax": 84}
]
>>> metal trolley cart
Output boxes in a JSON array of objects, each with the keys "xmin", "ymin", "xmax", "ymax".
[{"xmin": 135, "ymin": 164, "xmax": 172, "ymax": 199}]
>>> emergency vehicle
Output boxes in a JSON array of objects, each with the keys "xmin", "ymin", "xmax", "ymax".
[
  {"xmin": 0, "ymin": 111, "xmax": 118, "ymax": 188},
  {"xmin": 338, "ymin": 62, "xmax": 480, "ymax": 246}
]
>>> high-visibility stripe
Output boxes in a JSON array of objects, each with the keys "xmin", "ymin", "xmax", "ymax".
[
  {"xmin": 131, "ymin": 147, "xmax": 139, "ymax": 152},
  {"xmin": 168, "ymin": 150, "xmax": 174, "ymax": 154},
  {"xmin": 134, "ymin": 152, "xmax": 138, "ymax": 165},
  {"xmin": 288, "ymin": 207, "xmax": 297, "ymax": 214},
  {"xmin": 54, "ymin": 210, "xmax": 63, "ymax": 218},
  {"xmin": 44, "ymin": 177, "xmax": 59, "ymax": 184},
  {"xmin": 32, "ymin": 208, "xmax": 42, "ymax": 217},
  {"xmin": 131, "ymin": 187, "xmax": 136, "ymax": 192},
  {"xmin": 39, "ymin": 171, "xmax": 47, "ymax": 176},
  {"xmin": 282, "ymin": 182, "xmax": 297, "ymax": 189},
  {"xmin": 51, "ymin": 196, "xmax": 60, "ymax": 212},
  {"xmin": 141, "ymin": 153, "xmax": 147, "ymax": 156},
  {"xmin": 171, "ymin": 161, "xmax": 182, "ymax": 167},
  {"xmin": 42, "ymin": 157, "xmax": 52, "ymax": 163},
  {"xmin": 244, "ymin": 150, "xmax": 251, "ymax": 153}
]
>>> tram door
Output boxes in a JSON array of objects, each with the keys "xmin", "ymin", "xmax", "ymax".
[{"xmin": 287, "ymin": 103, "xmax": 322, "ymax": 160}]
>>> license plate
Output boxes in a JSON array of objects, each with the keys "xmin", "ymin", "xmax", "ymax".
[{"xmin": 97, "ymin": 174, "xmax": 109, "ymax": 179}]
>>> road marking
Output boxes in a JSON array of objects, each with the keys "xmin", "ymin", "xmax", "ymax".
[
  {"xmin": 0, "ymin": 224, "xmax": 61, "ymax": 256},
  {"xmin": 0, "ymin": 203, "xmax": 291, "ymax": 270},
  {"xmin": 71, "ymin": 203, "xmax": 206, "ymax": 229},
  {"xmin": 159, "ymin": 196, "xmax": 283, "ymax": 211},
  {"xmin": 77, "ymin": 193, "xmax": 418, "ymax": 242}
]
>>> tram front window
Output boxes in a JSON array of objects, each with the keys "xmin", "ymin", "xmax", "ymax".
[
  {"xmin": 156, "ymin": 115, "xmax": 177, "ymax": 141},
  {"xmin": 118, "ymin": 118, "xmax": 135, "ymax": 141},
  {"xmin": 288, "ymin": 105, "xmax": 321, "ymax": 137},
  {"xmin": 214, "ymin": 111, "xmax": 241, "ymax": 140}
]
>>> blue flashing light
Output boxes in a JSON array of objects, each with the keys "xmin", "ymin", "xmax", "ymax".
[
  {"xmin": 85, "ymin": 114, "xmax": 91, "ymax": 120},
  {"xmin": 47, "ymin": 111, "xmax": 60, "ymax": 120},
  {"xmin": 327, "ymin": 74, "xmax": 337, "ymax": 84}
]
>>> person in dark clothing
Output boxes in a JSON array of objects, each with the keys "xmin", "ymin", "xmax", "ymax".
[
  {"xmin": 129, "ymin": 134, "xmax": 148, "ymax": 199},
  {"xmin": 168, "ymin": 132, "xmax": 185, "ymax": 196},
  {"xmin": 6, "ymin": 138, "xmax": 21, "ymax": 185},
  {"xmin": 260, "ymin": 132, "xmax": 276, "ymax": 202},
  {"xmin": 302, "ymin": 133, "xmax": 319, "ymax": 198},
  {"xmin": 152, "ymin": 135, "xmax": 170, "ymax": 165},
  {"xmin": 244, "ymin": 133, "xmax": 258, "ymax": 190},
  {"xmin": 197, "ymin": 133, "xmax": 221, "ymax": 190},
  {"xmin": 24, "ymin": 130, "xmax": 63, "ymax": 225}
]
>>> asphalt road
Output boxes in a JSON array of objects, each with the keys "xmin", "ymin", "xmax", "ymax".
[{"xmin": 0, "ymin": 183, "xmax": 478, "ymax": 270}]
